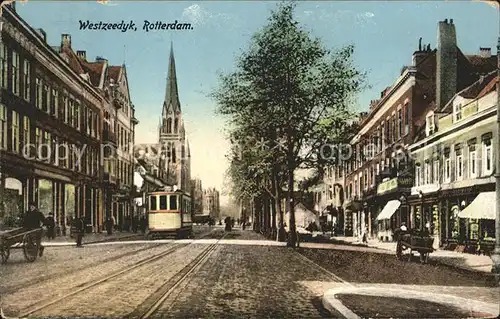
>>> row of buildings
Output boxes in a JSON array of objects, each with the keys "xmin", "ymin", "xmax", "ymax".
[
  {"xmin": 313, "ymin": 18, "xmax": 498, "ymax": 249},
  {"xmin": 0, "ymin": 3, "xmax": 137, "ymax": 233}
]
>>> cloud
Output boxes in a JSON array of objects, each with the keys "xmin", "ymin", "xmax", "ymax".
[
  {"xmin": 300, "ymin": 8, "xmax": 376, "ymax": 27},
  {"xmin": 181, "ymin": 4, "xmax": 237, "ymax": 28},
  {"xmin": 96, "ymin": 0, "xmax": 119, "ymax": 6}
]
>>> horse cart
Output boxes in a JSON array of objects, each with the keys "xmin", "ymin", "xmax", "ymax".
[
  {"xmin": 0, "ymin": 227, "xmax": 43, "ymax": 264},
  {"xmin": 396, "ymin": 230, "xmax": 434, "ymax": 263}
]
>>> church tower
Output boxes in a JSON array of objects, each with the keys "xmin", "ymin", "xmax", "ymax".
[{"xmin": 158, "ymin": 43, "xmax": 190, "ymax": 190}]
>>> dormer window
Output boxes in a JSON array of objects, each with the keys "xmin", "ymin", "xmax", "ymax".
[
  {"xmin": 425, "ymin": 112, "xmax": 436, "ymax": 136},
  {"xmin": 454, "ymin": 104, "xmax": 462, "ymax": 122}
]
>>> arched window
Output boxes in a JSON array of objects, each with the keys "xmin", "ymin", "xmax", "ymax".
[
  {"xmin": 172, "ymin": 144, "xmax": 176, "ymax": 163},
  {"xmin": 174, "ymin": 119, "xmax": 178, "ymax": 133},
  {"xmin": 167, "ymin": 118, "xmax": 172, "ymax": 133},
  {"xmin": 166, "ymin": 142, "xmax": 172, "ymax": 160}
]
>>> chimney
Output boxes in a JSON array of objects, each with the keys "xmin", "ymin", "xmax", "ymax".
[
  {"xmin": 95, "ymin": 56, "xmax": 107, "ymax": 63},
  {"xmin": 436, "ymin": 18, "xmax": 457, "ymax": 109},
  {"xmin": 61, "ymin": 34, "xmax": 71, "ymax": 48},
  {"xmin": 36, "ymin": 29, "xmax": 46, "ymax": 42},
  {"xmin": 76, "ymin": 50, "xmax": 87, "ymax": 60},
  {"xmin": 479, "ymin": 47, "xmax": 491, "ymax": 58}
]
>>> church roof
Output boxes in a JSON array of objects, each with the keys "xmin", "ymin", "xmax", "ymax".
[{"xmin": 162, "ymin": 43, "xmax": 181, "ymax": 117}]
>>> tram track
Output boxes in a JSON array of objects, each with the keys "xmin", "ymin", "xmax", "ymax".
[
  {"xmin": 3, "ymin": 228, "xmax": 219, "ymax": 295},
  {"xmin": 15, "ymin": 229, "xmax": 223, "ymax": 318},
  {"xmin": 126, "ymin": 232, "xmax": 227, "ymax": 319},
  {"xmin": 1, "ymin": 243, "xmax": 164, "ymax": 295}
]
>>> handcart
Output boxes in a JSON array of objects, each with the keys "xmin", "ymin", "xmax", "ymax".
[
  {"xmin": 396, "ymin": 230, "xmax": 434, "ymax": 263},
  {"xmin": 0, "ymin": 227, "xmax": 43, "ymax": 264}
]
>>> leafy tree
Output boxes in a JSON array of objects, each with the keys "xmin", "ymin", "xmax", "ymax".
[{"xmin": 213, "ymin": 1, "xmax": 366, "ymax": 246}]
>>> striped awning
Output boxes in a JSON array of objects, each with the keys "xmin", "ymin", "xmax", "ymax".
[
  {"xmin": 376, "ymin": 200, "xmax": 401, "ymax": 221},
  {"xmin": 459, "ymin": 192, "xmax": 496, "ymax": 220}
]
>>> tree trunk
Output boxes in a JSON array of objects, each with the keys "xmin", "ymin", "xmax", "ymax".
[
  {"xmin": 263, "ymin": 193, "xmax": 270, "ymax": 236},
  {"xmin": 271, "ymin": 167, "xmax": 279, "ymax": 240},
  {"xmin": 287, "ymin": 165, "xmax": 297, "ymax": 247},
  {"xmin": 253, "ymin": 197, "xmax": 260, "ymax": 232},
  {"xmin": 259, "ymin": 194, "xmax": 266, "ymax": 234}
]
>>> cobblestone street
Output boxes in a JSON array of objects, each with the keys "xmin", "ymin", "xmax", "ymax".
[{"xmin": 1, "ymin": 228, "xmax": 498, "ymax": 318}]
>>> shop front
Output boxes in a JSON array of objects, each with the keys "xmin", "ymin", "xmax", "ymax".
[
  {"xmin": 0, "ymin": 176, "xmax": 24, "ymax": 227},
  {"xmin": 374, "ymin": 175, "xmax": 412, "ymax": 242},
  {"xmin": 438, "ymin": 182, "xmax": 495, "ymax": 251},
  {"xmin": 343, "ymin": 200, "xmax": 363, "ymax": 237}
]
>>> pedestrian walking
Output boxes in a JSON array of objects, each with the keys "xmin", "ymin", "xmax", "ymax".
[
  {"xmin": 46, "ymin": 212, "xmax": 56, "ymax": 240},
  {"xmin": 71, "ymin": 216, "xmax": 85, "ymax": 247},
  {"xmin": 362, "ymin": 225, "xmax": 368, "ymax": 243},
  {"xmin": 105, "ymin": 216, "xmax": 113, "ymax": 235},
  {"xmin": 111, "ymin": 215, "xmax": 116, "ymax": 231}
]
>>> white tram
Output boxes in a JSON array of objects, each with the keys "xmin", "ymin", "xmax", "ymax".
[{"xmin": 146, "ymin": 187, "xmax": 193, "ymax": 239}]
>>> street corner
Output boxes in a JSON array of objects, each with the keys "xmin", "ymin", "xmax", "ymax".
[
  {"xmin": 296, "ymin": 280, "xmax": 349, "ymax": 298},
  {"xmin": 322, "ymin": 286, "xmax": 500, "ymax": 319}
]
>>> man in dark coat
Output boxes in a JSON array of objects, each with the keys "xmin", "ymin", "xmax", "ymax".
[
  {"xmin": 71, "ymin": 216, "xmax": 85, "ymax": 247},
  {"xmin": 45, "ymin": 212, "xmax": 56, "ymax": 240},
  {"xmin": 22, "ymin": 202, "xmax": 46, "ymax": 256},
  {"xmin": 105, "ymin": 216, "xmax": 113, "ymax": 235}
]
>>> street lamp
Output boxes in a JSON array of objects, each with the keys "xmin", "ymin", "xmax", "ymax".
[{"xmin": 492, "ymin": 35, "xmax": 500, "ymax": 274}]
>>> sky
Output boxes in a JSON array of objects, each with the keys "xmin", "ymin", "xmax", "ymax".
[{"xmin": 14, "ymin": 0, "xmax": 499, "ymax": 206}]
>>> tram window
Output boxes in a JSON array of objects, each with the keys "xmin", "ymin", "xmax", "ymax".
[
  {"xmin": 169, "ymin": 195, "xmax": 178, "ymax": 210},
  {"xmin": 149, "ymin": 196, "xmax": 157, "ymax": 211},
  {"xmin": 159, "ymin": 195, "xmax": 167, "ymax": 210}
]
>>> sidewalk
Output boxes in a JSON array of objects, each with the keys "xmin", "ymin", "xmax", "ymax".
[
  {"xmin": 332, "ymin": 236, "xmax": 494, "ymax": 274},
  {"xmin": 39, "ymin": 231, "xmax": 142, "ymax": 246}
]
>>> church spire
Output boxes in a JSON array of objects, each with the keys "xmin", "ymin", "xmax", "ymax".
[{"xmin": 163, "ymin": 42, "xmax": 181, "ymax": 116}]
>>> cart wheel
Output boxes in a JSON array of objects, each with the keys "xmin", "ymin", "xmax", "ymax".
[
  {"xmin": 0, "ymin": 247, "xmax": 10, "ymax": 264},
  {"xmin": 396, "ymin": 242, "xmax": 403, "ymax": 260},
  {"xmin": 23, "ymin": 233, "xmax": 38, "ymax": 262}
]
